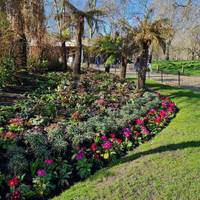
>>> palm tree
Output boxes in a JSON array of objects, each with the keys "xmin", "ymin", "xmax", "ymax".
[
  {"xmin": 53, "ymin": 0, "xmax": 71, "ymax": 70},
  {"xmin": 92, "ymin": 34, "xmax": 120, "ymax": 73},
  {"xmin": 132, "ymin": 10, "xmax": 173, "ymax": 89},
  {"xmin": 64, "ymin": 1, "xmax": 104, "ymax": 78}
]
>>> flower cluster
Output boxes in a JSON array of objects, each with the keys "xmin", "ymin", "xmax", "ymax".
[
  {"xmin": 74, "ymin": 96, "xmax": 177, "ymax": 164},
  {"xmin": 9, "ymin": 118, "xmax": 24, "ymax": 126}
]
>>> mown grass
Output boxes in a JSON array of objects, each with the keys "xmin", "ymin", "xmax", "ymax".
[
  {"xmin": 152, "ymin": 60, "xmax": 200, "ymax": 76},
  {"xmin": 54, "ymin": 80, "xmax": 200, "ymax": 200}
]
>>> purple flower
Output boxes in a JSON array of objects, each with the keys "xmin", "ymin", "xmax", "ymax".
[
  {"xmin": 37, "ymin": 169, "xmax": 46, "ymax": 177},
  {"xmin": 101, "ymin": 135, "xmax": 107, "ymax": 141},
  {"xmin": 122, "ymin": 128, "xmax": 131, "ymax": 138},
  {"xmin": 102, "ymin": 141, "xmax": 112, "ymax": 150},
  {"xmin": 141, "ymin": 126, "xmax": 150, "ymax": 135},
  {"xmin": 44, "ymin": 159, "xmax": 54, "ymax": 165},
  {"xmin": 76, "ymin": 151, "xmax": 84, "ymax": 160}
]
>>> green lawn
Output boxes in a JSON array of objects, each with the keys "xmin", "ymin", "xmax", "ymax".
[
  {"xmin": 152, "ymin": 60, "xmax": 200, "ymax": 76},
  {"xmin": 54, "ymin": 80, "xmax": 200, "ymax": 200}
]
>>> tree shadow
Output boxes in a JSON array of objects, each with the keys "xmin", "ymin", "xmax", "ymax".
[{"xmin": 109, "ymin": 141, "xmax": 200, "ymax": 168}]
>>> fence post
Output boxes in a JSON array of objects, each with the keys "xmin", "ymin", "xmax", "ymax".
[
  {"xmin": 161, "ymin": 70, "xmax": 163, "ymax": 82},
  {"xmin": 178, "ymin": 71, "xmax": 181, "ymax": 86},
  {"xmin": 182, "ymin": 66, "xmax": 184, "ymax": 75}
]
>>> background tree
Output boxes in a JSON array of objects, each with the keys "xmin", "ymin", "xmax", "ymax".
[
  {"xmin": 64, "ymin": 1, "xmax": 105, "ymax": 78},
  {"xmin": 53, "ymin": 0, "xmax": 71, "ymax": 70},
  {"xmin": 130, "ymin": 9, "xmax": 173, "ymax": 89},
  {"xmin": 6, "ymin": 0, "xmax": 27, "ymax": 68}
]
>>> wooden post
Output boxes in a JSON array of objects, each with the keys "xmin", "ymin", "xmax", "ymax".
[{"xmin": 178, "ymin": 71, "xmax": 181, "ymax": 86}]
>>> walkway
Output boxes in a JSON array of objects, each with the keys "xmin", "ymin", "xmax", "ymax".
[{"xmin": 93, "ymin": 66, "xmax": 200, "ymax": 91}]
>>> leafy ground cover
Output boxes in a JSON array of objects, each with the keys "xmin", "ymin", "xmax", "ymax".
[
  {"xmin": 0, "ymin": 70, "xmax": 177, "ymax": 199},
  {"xmin": 54, "ymin": 80, "xmax": 200, "ymax": 200},
  {"xmin": 152, "ymin": 60, "xmax": 200, "ymax": 76}
]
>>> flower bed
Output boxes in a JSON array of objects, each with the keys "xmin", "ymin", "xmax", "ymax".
[{"xmin": 0, "ymin": 70, "xmax": 177, "ymax": 199}]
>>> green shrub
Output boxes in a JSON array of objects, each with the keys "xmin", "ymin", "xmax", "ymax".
[
  {"xmin": 27, "ymin": 58, "xmax": 48, "ymax": 73},
  {"xmin": 7, "ymin": 145, "xmax": 28, "ymax": 175},
  {"xmin": 0, "ymin": 57, "xmax": 14, "ymax": 87}
]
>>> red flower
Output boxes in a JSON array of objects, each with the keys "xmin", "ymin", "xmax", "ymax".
[
  {"xmin": 135, "ymin": 131, "xmax": 141, "ymax": 137},
  {"xmin": 110, "ymin": 133, "xmax": 116, "ymax": 139},
  {"xmin": 11, "ymin": 190, "xmax": 21, "ymax": 200},
  {"xmin": 116, "ymin": 138, "xmax": 122, "ymax": 144},
  {"xmin": 8, "ymin": 176, "xmax": 20, "ymax": 188},
  {"xmin": 155, "ymin": 116, "xmax": 162, "ymax": 124},
  {"xmin": 160, "ymin": 110, "xmax": 167, "ymax": 118},
  {"xmin": 91, "ymin": 143, "xmax": 97, "ymax": 152},
  {"xmin": 94, "ymin": 153, "xmax": 100, "ymax": 160}
]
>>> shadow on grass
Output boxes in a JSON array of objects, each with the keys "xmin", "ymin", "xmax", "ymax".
[{"xmin": 109, "ymin": 141, "xmax": 200, "ymax": 168}]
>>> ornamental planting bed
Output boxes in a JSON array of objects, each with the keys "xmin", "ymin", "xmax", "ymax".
[{"xmin": 0, "ymin": 69, "xmax": 177, "ymax": 199}]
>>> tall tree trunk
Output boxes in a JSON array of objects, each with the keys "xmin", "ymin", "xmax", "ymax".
[
  {"xmin": 121, "ymin": 56, "xmax": 128, "ymax": 79},
  {"xmin": 61, "ymin": 41, "xmax": 67, "ymax": 71},
  {"xmin": 9, "ymin": 1, "xmax": 27, "ymax": 68},
  {"xmin": 14, "ymin": 33, "xmax": 27, "ymax": 68},
  {"xmin": 73, "ymin": 15, "xmax": 84, "ymax": 78},
  {"xmin": 165, "ymin": 40, "xmax": 171, "ymax": 60},
  {"xmin": 137, "ymin": 44, "xmax": 149, "ymax": 90}
]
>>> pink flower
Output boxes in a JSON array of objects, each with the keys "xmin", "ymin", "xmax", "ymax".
[
  {"xmin": 167, "ymin": 107, "xmax": 174, "ymax": 113},
  {"xmin": 155, "ymin": 116, "xmax": 162, "ymax": 124},
  {"xmin": 37, "ymin": 169, "xmax": 46, "ymax": 177},
  {"xmin": 101, "ymin": 135, "xmax": 107, "ymax": 141},
  {"xmin": 122, "ymin": 128, "xmax": 131, "ymax": 138},
  {"xmin": 44, "ymin": 159, "xmax": 54, "ymax": 165},
  {"xmin": 149, "ymin": 108, "xmax": 156, "ymax": 115},
  {"xmin": 161, "ymin": 101, "xmax": 167, "ymax": 108},
  {"xmin": 9, "ymin": 118, "xmax": 23, "ymax": 126},
  {"xmin": 75, "ymin": 151, "xmax": 84, "ymax": 160},
  {"xmin": 95, "ymin": 98, "xmax": 106, "ymax": 106},
  {"xmin": 160, "ymin": 110, "xmax": 167, "ymax": 118},
  {"xmin": 156, "ymin": 92, "xmax": 161, "ymax": 97},
  {"xmin": 141, "ymin": 126, "xmax": 150, "ymax": 135},
  {"xmin": 136, "ymin": 119, "xmax": 144, "ymax": 125},
  {"xmin": 169, "ymin": 102, "xmax": 175, "ymax": 108},
  {"xmin": 102, "ymin": 141, "xmax": 112, "ymax": 150}
]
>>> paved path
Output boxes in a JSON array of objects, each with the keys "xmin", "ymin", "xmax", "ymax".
[
  {"xmin": 93, "ymin": 66, "xmax": 200, "ymax": 91},
  {"xmin": 128, "ymin": 71, "xmax": 200, "ymax": 91}
]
